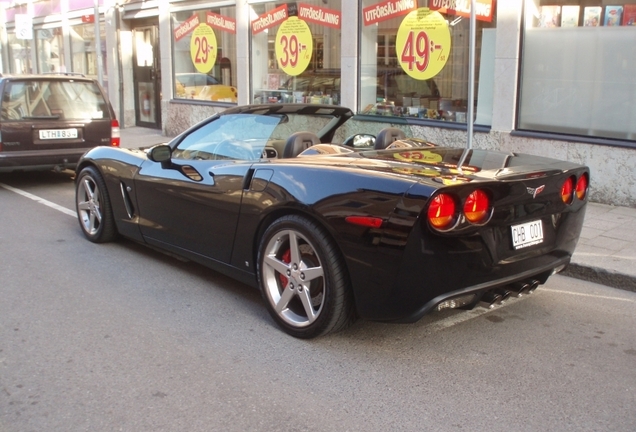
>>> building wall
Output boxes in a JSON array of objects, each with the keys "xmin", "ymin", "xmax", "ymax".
[{"xmin": 1, "ymin": 0, "xmax": 634, "ymax": 206}]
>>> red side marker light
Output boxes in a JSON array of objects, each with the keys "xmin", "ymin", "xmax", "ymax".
[{"xmin": 345, "ymin": 216, "xmax": 383, "ymax": 229}]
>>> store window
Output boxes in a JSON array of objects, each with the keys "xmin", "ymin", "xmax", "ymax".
[
  {"xmin": 69, "ymin": 22, "xmax": 108, "ymax": 89},
  {"xmin": 250, "ymin": 1, "xmax": 342, "ymax": 105},
  {"xmin": 359, "ymin": 1, "xmax": 496, "ymax": 125},
  {"xmin": 171, "ymin": 6, "xmax": 238, "ymax": 103},
  {"xmin": 519, "ymin": 1, "xmax": 636, "ymax": 142},
  {"xmin": 7, "ymin": 34, "xmax": 33, "ymax": 74},
  {"xmin": 36, "ymin": 28, "xmax": 65, "ymax": 73}
]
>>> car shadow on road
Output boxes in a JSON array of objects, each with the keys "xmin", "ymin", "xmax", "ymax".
[
  {"xmin": 0, "ymin": 169, "xmax": 75, "ymax": 187},
  {"xmin": 115, "ymin": 238, "xmax": 269, "ymax": 314},
  {"xmin": 87, "ymin": 236, "xmax": 502, "ymax": 344}
]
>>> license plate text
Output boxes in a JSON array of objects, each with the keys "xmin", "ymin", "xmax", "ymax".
[
  {"xmin": 39, "ymin": 129, "xmax": 78, "ymax": 140},
  {"xmin": 511, "ymin": 219, "xmax": 544, "ymax": 250}
]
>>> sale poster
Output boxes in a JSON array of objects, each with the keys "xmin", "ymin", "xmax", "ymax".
[
  {"xmin": 395, "ymin": 8, "xmax": 451, "ymax": 81},
  {"xmin": 275, "ymin": 16, "xmax": 313, "ymax": 76}
]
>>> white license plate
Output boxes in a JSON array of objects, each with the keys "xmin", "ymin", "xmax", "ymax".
[
  {"xmin": 39, "ymin": 129, "xmax": 78, "ymax": 140},
  {"xmin": 511, "ymin": 219, "xmax": 544, "ymax": 250}
]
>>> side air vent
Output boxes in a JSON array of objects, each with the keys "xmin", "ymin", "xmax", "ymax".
[{"xmin": 120, "ymin": 182, "xmax": 135, "ymax": 219}]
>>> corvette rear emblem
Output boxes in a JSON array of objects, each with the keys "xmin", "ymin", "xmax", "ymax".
[{"xmin": 527, "ymin": 185, "xmax": 545, "ymax": 198}]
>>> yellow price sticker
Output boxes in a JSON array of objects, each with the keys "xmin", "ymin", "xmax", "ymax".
[
  {"xmin": 275, "ymin": 17, "xmax": 313, "ymax": 76},
  {"xmin": 394, "ymin": 150, "xmax": 444, "ymax": 164},
  {"xmin": 396, "ymin": 8, "xmax": 451, "ymax": 80},
  {"xmin": 190, "ymin": 24, "xmax": 218, "ymax": 74}
]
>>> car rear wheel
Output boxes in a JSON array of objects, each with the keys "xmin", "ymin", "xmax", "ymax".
[
  {"xmin": 257, "ymin": 215, "xmax": 356, "ymax": 338},
  {"xmin": 75, "ymin": 166, "xmax": 117, "ymax": 243}
]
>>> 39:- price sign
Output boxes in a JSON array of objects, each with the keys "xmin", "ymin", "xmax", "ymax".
[
  {"xmin": 190, "ymin": 24, "xmax": 218, "ymax": 74},
  {"xmin": 275, "ymin": 17, "xmax": 313, "ymax": 76},
  {"xmin": 396, "ymin": 8, "xmax": 451, "ymax": 81}
]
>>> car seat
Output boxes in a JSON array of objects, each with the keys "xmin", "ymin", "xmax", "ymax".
[
  {"xmin": 283, "ymin": 131, "xmax": 321, "ymax": 158},
  {"xmin": 374, "ymin": 127, "xmax": 406, "ymax": 150}
]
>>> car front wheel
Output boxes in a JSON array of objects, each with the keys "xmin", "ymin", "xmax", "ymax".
[
  {"xmin": 257, "ymin": 215, "xmax": 356, "ymax": 338},
  {"xmin": 75, "ymin": 166, "xmax": 117, "ymax": 243}
]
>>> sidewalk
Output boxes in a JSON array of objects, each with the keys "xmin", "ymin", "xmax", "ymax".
[
  {"xmin": 563, "ymin": 203, "xmax": 636, "ymax": 292},
  {"xmin": 119, "ymin": 126, "xmax": 636, "ymax": 293},
  {"xmin": 119, "ymin": 125, "xmax": 170, "ymax": 149}
]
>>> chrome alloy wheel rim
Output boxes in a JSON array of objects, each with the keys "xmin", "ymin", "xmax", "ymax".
[
  {"xmin": 262, "ymin": 229, "xmax": 325, "ymax": 327},
  {"xmin": 77, "ymin": 176, "xmax": 103, "ymax": 236}
]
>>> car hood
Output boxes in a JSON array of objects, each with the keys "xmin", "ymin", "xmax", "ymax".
[{"xmin": 287, "ymin": 147, "xmax": 583, "ymax": 185}]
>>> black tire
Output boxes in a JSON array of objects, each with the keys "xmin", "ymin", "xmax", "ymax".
[
  {"xmin": 257, "ymin": 215, "xmax": 356, "ymax": 338},
  {"xmin": 75, "ymin": 166, "xmax": 118, "ymax": 243}
]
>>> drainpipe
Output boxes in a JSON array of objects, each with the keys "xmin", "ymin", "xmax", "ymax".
[
  {"xmin": 115, "ymin": 2, "xmax": 125, "ymax": 126},
  {"xmin": 457, "ymin": 0, "xmax": 477, "ymax": 173},
  {"xmin": 94, "ymin": 0, "xmax": 104, "ymax": 86}
]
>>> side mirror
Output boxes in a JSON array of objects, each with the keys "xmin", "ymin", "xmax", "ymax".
[
  {"xmin": 343, "ymin": 133, "xmax": 375, "ymax": 149},
  {"xmin": 148, "ymin": 144, "xmax": 172, "ymax": 163}
]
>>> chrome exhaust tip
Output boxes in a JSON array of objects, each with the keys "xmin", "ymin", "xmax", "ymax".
[
  {"xmin": 494, "ymin": 289, "xmax": 511, "ymax": 303},
  {"xmin": 480, "ymin": 291, "xmax": 503, "ymax": 309},
  {"xmin": 525, "ymin": 280, "xmax": 540, "ymax": 294},
  {"xmin": 508, "ymin": 282, "xmax": 528, "ymax": 297}
]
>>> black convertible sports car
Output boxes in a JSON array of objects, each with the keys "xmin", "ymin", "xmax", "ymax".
[{"xmin": 75, "ymin": 104, "xmax": 589, "ymax": 338}]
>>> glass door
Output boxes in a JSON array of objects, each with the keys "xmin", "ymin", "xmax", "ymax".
[{"xmin": 133, "ymin": 25, "xmax": 161, "ymax": 128}]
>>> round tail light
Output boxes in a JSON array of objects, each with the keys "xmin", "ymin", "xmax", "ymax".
[
  {"xmin": 463, "ymin": 189, "xmax": 491, "ymax": 224},
  {"xmin": 561, "ymin": 177, "xmax": 574, "ymax": 205},
  {"xmin": 428, "ymin": 193, "xmax": 457, "ymax": 230},
  {"xmin": 575, "ymin": 174, "xmax": 588, "ymax": 200}
]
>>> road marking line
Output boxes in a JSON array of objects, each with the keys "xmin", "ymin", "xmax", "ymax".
[
  {"xmin": 541, "ymin": 288, "xmax": 634, "ymax": 303},
  {"xmin": 0, "ymin": 182, "xmax": 76, "ymax": 217}
]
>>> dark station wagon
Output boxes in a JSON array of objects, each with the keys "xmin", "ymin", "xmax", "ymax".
[{"xmin": 0, "ymin": 74, "xmax": 119, "ymax": 173}]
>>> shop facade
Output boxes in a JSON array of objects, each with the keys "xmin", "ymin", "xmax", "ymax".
[{"xmin": 0, "ymin": 0, "xmax": 635, "ymax": 205}]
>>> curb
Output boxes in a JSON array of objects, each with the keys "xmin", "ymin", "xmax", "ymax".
[{"xmin": 562, "ymin": 263, "xmax": 636, "ymax": 293}]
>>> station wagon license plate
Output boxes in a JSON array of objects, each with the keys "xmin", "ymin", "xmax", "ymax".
[
  {"xmin": 511, "ymin": 219, "xmax": 544, "ymax": 250},
  {"xmin": 39, "ymin": 129, "xmax": 78, "ymax": 140}
]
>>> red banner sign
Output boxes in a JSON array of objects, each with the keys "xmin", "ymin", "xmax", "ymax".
[
  {"xmin": 363, "ymin": 0, "xmax": 419, "ymax": 26},
  {"xmin": 428, "ymin": 0, "xmax": 495, "ymax": 23},
  {"xmin": 298, "ymin": 3, "xmax": 341, "ymax": 29},
  {"xmin": 207, "ymin": 12, "xmax": 236, "ymax": 34},
  {"xmin": 252, "ymin": 4, "xmax": 289, "ymax": 35},
  {"xmin": 174, "ymin": 14, "xmax": 200, "ymax": 41}
]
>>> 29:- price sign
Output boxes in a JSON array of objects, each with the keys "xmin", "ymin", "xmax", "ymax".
[
  {"xmin": 396, "ymin": 8, "xmax": 451, "ymax": 81},
  {"xmin": 275, "ymin": 17, "xmax": 313, "ymax": 76},
  {"xmin": 190, "ymin": 24, "xmax": 218, "ymax": 74}
]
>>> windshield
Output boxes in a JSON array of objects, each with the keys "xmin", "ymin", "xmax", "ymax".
[{"xmin": 173, "ymin": 114, "xmax": 283, "ymax": 160}]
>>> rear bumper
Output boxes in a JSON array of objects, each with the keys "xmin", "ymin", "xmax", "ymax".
[
  {"xmin": 392, "ymin": 255, "xmax": 570, "ymax": 323},
  {"xmin": 0, "ymin": 148, "xmax": 86, "ymax": 172}
]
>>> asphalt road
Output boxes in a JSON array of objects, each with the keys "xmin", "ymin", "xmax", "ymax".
[{"xmin": 1, "ymin": 170, "xmax": 635, "ymax": 432}]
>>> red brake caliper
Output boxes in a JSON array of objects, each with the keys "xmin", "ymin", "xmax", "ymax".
[{"xmin": 278, "ymin": 248, "xmax": 291, "ymax": 287}]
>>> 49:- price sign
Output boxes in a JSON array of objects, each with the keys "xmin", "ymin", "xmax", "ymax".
[
  {"xmin": 190, "ymin": 24, "xmax": 218, "ymax": 74},
  {"xmin": 396, "ymin": 8, "xmax": 451, "ymax": 81},
  {"xmin": 275, "ymin": 17, "xmax": 313, "ymax": 76}
]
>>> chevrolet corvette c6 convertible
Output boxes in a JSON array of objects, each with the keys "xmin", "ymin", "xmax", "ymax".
[{"xmin": 74, "ymin": 104, "xmax": 589, "ymax": 338}]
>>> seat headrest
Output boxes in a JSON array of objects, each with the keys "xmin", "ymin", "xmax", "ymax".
[
  {"xmin": 283, "ymin": 131, "xmax": 321, "ymax": 158},
  {"xmin": 374, "ymin": 127, "xmax": 406, "ymax": 150}
]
